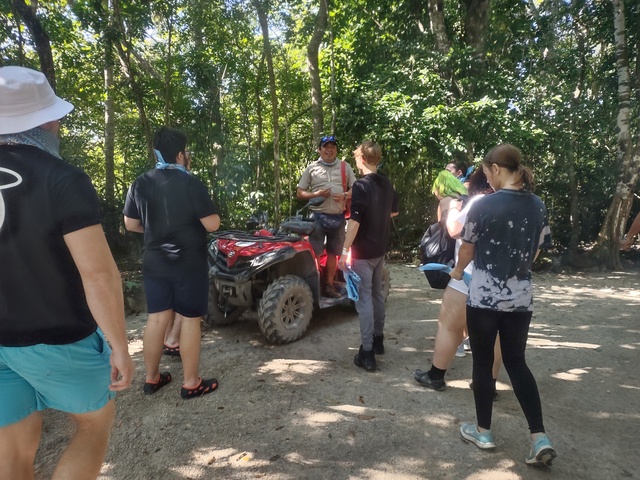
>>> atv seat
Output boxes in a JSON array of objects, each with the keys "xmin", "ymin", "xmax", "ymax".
[{"xmin": 280, "ymin": 219, "xmax": 315, "ymax": 236}]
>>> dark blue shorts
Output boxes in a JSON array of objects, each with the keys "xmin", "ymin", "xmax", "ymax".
[
  {"xmin": 143, "ymin": 270, "xmax": 209, "ymax": 318},
  {"xmin": 309, "ymin": 215, "xmax": 346, "ymax": 256}
]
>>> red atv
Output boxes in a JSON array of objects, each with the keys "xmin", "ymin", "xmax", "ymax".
[{"xmin": 205, "ymin": 205, "xmax": 390, "ymax": 344}]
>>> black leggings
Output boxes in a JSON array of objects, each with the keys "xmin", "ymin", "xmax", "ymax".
[{"xmin": 466, "ymin": 306, "xmax": 545, "ymax": 433}]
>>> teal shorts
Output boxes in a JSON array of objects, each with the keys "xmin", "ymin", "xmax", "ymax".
[{"xmin": 0, "ymin": 330, "xmax": 115, "ymax": 427}]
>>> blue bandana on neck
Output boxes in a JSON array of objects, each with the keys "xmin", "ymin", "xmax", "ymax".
[{"xmin": 155, "ymin": 149, "xmax": 189, "ymax": 174}]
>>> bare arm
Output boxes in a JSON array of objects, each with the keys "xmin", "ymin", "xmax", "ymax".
[
  {"xmin": 297, "ymin": 186, "xmax": 330, "ymax": 201},
  {"xmin": 450, "ymin": 241, "xmax": 475, "ymax": 280},
  {"xmin": 338, "ymin": 218, "xmax": 361, "ymax": 270},
  {"xmin": 445, "ymin": 201, "xmax": 464, "ymax": 238},
  {"xmin": 200, "ymin": 213, "xmax": 221, "ymax": 232},
  {"xmin": 437, "ymin": 197, "xmax": 453, "ymax": 222},
  {"xmin": 64, "ymin": 225, "xmax": 134, "ymax": 391},
  {"xmin": 123, "ymin": 215, "xmax": 144, "ymax": 233}
]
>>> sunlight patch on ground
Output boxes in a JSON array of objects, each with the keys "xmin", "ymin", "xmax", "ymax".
[
  {"xmin": 283, "ymin": 452, "xmax": 320, "ymax": 466},
  {"xmin": 257, "ymin": 359, "xmax": 330, "ymax": 382},
  {"xmin": 128, "ymin": 339, "xmax": 143, "ymax": 355},
  {"xmin": 395, "ymin": 287, "xmax": 429, "ymax": 293},
  {"xmin": 591, "ymin": 412, "xmax": 640, "ymax": 420},
  {"xmin": 422, "ymin": 413, "xmax": 458, "ymax": 428},
  {"xmin": 304, "ymin": 410, "xmax": 349, "ymax": 425},
  {"xmin": 400, "ymin": 346, "xmax": 421, "ymax": 352},
  {"xmin": 192, "ymin": 447, "xmax": 237, "ymax": 464},
  {"xmin": 527, "ymin": 337, "xmax": 601, "ymax": 349},
  {"xmin": 169, "ymin": 465, "xmax": 208, "ymax": 477},
  {"xmin": 349, "ymin": 467, "xmax": 424, "ymax": 480},
  {"xmin": 331, "ymin": 404, "xmax": 372, "ymax": 415},
  {"xmin": 188, "ymin": 447, "xmax": 277, "ymax": 471},
  {"xmin": 551, "ymin": 367, "xmax": 591, "ymax": 381},
  {"xmin": 539, "ymin": 285, "xmax": 640, "ymax": 302},
  {"xmin": 465, "ymin": 459, "xmax": 520, "ymax": 480},
  {"xmin": 621, "ymin": 384, "xmax": 640, "ymax": 390}
]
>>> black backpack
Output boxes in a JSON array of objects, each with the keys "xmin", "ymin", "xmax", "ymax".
[{"xmin": 419, "ymin": 195, "xmax": 467, "ymax": 289}]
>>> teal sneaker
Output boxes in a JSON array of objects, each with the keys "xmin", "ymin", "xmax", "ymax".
[
  {"xmin": 526, "ymin": 434, "xmax": 557, "ymax": 466},
  {"xmin": 460, "ymin": 423, "xmax": 496, "ymax": 449}
]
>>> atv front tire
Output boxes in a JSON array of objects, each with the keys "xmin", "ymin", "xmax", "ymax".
[
  {"xmin": 258, "ymin": 275, "xmax": 313, "ymax": 344},
  {"xmin": 205, "ymin": 277, "xmax": 245, "ymax": 327}
]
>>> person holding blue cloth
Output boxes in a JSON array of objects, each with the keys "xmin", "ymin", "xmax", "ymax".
[{"xmin": 339, "ymin": 141, "xmax": 398, "ymax": 371}]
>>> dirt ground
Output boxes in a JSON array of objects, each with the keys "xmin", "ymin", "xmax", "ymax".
[{"xmin": 33, "ymin": 264, "xmax": 640, "ymax": 480}]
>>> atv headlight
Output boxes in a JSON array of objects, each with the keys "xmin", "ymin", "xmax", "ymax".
[{"xmin": 250, "ymin": 251, "xmax": 279, "ymax": 268}]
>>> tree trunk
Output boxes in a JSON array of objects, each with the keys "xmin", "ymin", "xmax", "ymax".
[
  {"xmin": 163, "ymin": 8, "xmax": 174, "ymax": 126},
  {"xmin": 307, "ymin": 0, "xmax": 328, "ymax": 143},
  {"xmin": 103, "ymin": 0, "xmax": 117, "ymax": 242},
  {"xmin": 594, "ymin": 0, "xmax": 638, "ymax": 268},
  {"xmin": 112, "ymin": 0, "xmax": 154, "ymax": 164},
  {"xmin": 427, "ymin": 0, "xmax": 450, "ymax": 54},
  {"xmin": 461, "ymin": 0, "xmax": 491, "ymax": 56},
  {"xmin": 254, "ymin": 0, "xmax": 281, "ymax": 224},
  {"xmin": 567, "ymin": 35, "xmax": 587, "ymax": 262},
  {"xmin": 11, "ymin": 0, "xmax": 55, "ymax": 89},
  {"xmin": 255, "ymin": 53, "xmax": 265, "ymax": 189},
  {"xmin": 461, "ymin": 0, "xmax": 491, "ymax": 93}
]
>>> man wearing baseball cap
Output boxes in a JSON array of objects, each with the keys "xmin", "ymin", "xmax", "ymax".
[
  {"xmin": 0, "ymin": 66, "xmax": 133, "ymax": 478},
  {"xmin": 297, "ymin": 135, "xmax": 356, "ymax": 298}
]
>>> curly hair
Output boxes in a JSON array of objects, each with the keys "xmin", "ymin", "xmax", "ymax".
[{"xmin": 431, "ymin": 170, "xmax": 467, "ymax": 198}]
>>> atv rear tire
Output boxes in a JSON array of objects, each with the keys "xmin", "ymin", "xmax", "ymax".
[
  {"xmin": 205, "ymin": 277, "xmax": 245, "ymax": 327},
  {"xmin": 258, "ymin": 275, "xmax": 313, "ymax": 344}
]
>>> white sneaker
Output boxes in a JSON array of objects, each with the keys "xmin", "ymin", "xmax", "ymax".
[
  {"xmin": 463, "ymin": 336, "xmax": 471, "ymax": 352},
  {"xmin": 455, "ymin": 343, "xmax": 466, "ymax": 357}
]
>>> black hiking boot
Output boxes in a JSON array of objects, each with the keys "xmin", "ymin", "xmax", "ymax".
[
  {"xmin": 354, "ymin": 345, "xmax": 376, "ymax": 372},
  {"xmin": 372, "ymin": 335, "xmax": 385, "ymax": 355}
]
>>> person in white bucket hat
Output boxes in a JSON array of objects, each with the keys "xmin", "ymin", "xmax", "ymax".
[{"xmin": 0, "ymin": 66, "xmax": 133, "ymax": 479}]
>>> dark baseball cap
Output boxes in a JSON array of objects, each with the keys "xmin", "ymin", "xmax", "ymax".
[{"xmin": 318, "ymin": 135, "xmax": 337, "ymax": 147}]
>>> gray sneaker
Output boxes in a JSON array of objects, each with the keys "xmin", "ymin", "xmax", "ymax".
[
  {"xmin": 455, "ymin": 343, "xmax": 466, "ymax": 357},
  {"xmin": 526, "ymin": 434, "xmax": 557, "ymax": 467},
  {"xmin": 460, "ymin": 422, "xmax": 496, "ymax": 449},
  {"xmin": 413, "ymin": 369, "xmax": 445, "ymax": 391}
]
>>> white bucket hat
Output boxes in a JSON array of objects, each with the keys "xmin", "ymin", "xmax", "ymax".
[{"xmin": 0, "ymin": 66, "xmax": 74, "ymax": 135}]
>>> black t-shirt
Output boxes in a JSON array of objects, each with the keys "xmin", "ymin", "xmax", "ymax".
[
  {"xmin": 0, "ymin": 145, "xmax": 102, "ymax": 346},
  {"xmin": 123, "ymin": 169, "xmax": 218, "ymax": 276},
  {"xmin": 350, "ymin": 173, "xmax": 399, "ymax": 259}
]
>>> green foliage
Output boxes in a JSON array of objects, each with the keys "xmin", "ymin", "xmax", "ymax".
[{"xmin": 1, "ymin": 0, "xmax": 637, "ymax": 258}]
